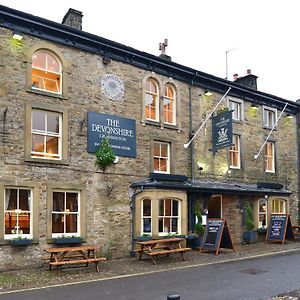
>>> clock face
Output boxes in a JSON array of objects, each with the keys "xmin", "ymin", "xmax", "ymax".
[{"xmin": 101, "ymin": 74, "xmax": 124, "ymax": 101}]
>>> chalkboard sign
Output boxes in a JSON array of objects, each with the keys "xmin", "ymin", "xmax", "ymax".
[
  {"xmin": 266, "ymin": 214, "xmax": 295, "ymax": 244},
  {"xmin": 200, "ymin": 219, "xmax": 234, "ymax": 255}
]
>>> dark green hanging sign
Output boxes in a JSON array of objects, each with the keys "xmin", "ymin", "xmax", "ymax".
[{"xmin": 212, "ymin": 110, "xmax": 233, "ymax": 153}]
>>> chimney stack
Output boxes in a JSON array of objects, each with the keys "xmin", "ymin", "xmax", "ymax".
[
  {"xmin": 62, "ymin": 8, "xmax": 83, "ymax": 30},
  {"xmin": 233, "ymin": 69, "xmax": 258, "ymax": 90}
]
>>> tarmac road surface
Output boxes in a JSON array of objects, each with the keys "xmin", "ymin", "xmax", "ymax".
[{"xmin": 0, "ymin": 251, "xmax": 300, "ymax": 300}]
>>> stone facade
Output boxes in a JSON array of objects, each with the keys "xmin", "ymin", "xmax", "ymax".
[{"xmin": 0, "ymin": 5, "xmax": 299, "ymax": 270}]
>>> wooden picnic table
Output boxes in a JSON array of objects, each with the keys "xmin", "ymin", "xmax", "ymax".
[
  {"xmin": 136, "ymin": 237, "xmax": 191, "ymax": 265},
  {"xmin": 44, "ymin": 245, "xmax": 106, "ymax": 272}
]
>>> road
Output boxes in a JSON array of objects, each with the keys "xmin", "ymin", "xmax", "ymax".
[{"xmin": 1, "ymin": 252, "xmax": 300, "ymax": 300}]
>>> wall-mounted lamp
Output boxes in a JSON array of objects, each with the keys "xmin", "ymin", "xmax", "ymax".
[
  {"xmin": 286, "ymin": 114, "xmax": 293, "ymax": 119},
  {"xmin": 250, "ymin": 104, "xmax": 258, "ymax": 110},
  {"xmin": 13, "ymin": 32, "xmax": 23, "ymax": 41},
  {"xmin": 204, "ymin": 90, "xmax": 213, "ymax": 97},
  {"xmin": 264, "ymin": 194, "xmax": 269, "ymax": 199}
]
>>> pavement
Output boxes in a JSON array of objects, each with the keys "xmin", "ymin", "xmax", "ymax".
[{"xmin": 1, "ymin": 238, "xmax": 300, "ymax": 299}]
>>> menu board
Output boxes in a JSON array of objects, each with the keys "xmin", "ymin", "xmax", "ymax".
[
  {"xmin": 201, "ymin": 219, "xmax": 234, "ymax": 255},
  {"xmin": 202, "ymin": 219, "xmax": 224, "ymax": 250},
  {"xmin": 266, "ymin": 214, "xmax": 295, "ymax": 244}
]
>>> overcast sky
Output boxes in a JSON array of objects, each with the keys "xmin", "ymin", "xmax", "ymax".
[{"xmin": 1, "ymin": 0, "xmax": 299, "ymax": 101}]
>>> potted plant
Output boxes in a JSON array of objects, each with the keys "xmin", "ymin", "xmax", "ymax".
[
  {"xmin": 243, "ymin": 201, "xmax": 257, "ymax": 244},
  {"xmin": 95, "ymin": 137, "xmax": 116, "ymax": 171},
  {"xmin": 10, "ymin": 236, "xmax": 32, "ymax": 247},
  {"xmin": 187, "ymin": 203, "xmax": 205, "ymax": 249},
  {"xmin": 53, "ymin": 235, "xmax": 83, "ymax": 245}
]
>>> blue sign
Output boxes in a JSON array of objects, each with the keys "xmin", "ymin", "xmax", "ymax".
[
  {"xmin": 87, "ymin": 112, "xmax": 136, "ymax": 157},
  {"xmin": 212, "ymin": 110, "xmax": 233, "ymax": 153}
]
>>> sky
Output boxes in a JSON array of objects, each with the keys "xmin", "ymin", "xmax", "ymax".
[{"xmin": 1, "ymin": 0, "xmax": 300, "ymax": 101}]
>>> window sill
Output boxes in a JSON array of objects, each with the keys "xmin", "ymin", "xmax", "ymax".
[
  {"xmin": 142, "ymin": 120, "xmax": 180, "ymax": 131},
  {"xmin": 25, "ymin": 157, "xmax": 69, "ymax": 166},
  {"xmin": 27, "ymin": 89, "xmax": 67, "ymax": 100}
]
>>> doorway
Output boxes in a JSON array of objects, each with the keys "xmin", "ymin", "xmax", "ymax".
[{"xmin": 208, "ymin": 195, "xmax": 222, "ymax": 218}]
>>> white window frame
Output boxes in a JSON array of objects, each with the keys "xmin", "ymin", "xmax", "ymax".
[
  {"xmin": 153, "ymin": 141, "xmax": 170, "ymax": 174},
  {"xmin": 229, "ymin": 135, "xmax": 241, "ymax": 169},
  {"xmin": 272, "ymin": 199, "xmax": 286, "ymax": 214},
  {"xmin": 258, "ymin": 199, "xmax": 268, "ymax": 229},
  {"xmin": 163, "ymin": 84, "xmax": 176, "ymax": 125},
  {"xmin": 145, "ymin": 78, "xmax": 159, "ymax": 122},
  {"xmin": 32, "ymin": 50, "xmax": 62, "ymax": 94},
  {"xmin": 31, "ymin": 109, "xmax": 62, "ymax": 160},
  {"xmin": 158, "ymin": 198, "xmax": 181, "ymax": 236},
  {"xmin": 263, "ymin": 106, "xmax": 277, "ymax": 129},
  {"xmin": 51, "ymin": 190, "xmax": 81, "ymax": 238},
  {"xmin": 141, "ymin": 199, "xmax": 152, "ymax": 235},
  {"xmin": 228, "ymin": 98, "xmax": 243, "ymax": 121},
  {"xmin": 265, "ymin": 141, "xmax": 275, "ymax": 173},
  {"xmin": 4, "ymin": 187, "xmax": 33, "ymax": 240}
]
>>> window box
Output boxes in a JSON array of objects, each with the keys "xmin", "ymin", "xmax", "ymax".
[
  {"xmin": 136, "ymin": 235, "xmax": 152, "ymax": 242},
  {"xmin": 10, "ymin": 238, "xmax": 32, "ymax": 247},
  {"xmin": 53, "ymin": 237, "xmax": 83, "ymax": 245}
]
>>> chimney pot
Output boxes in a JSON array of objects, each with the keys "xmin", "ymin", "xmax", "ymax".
[
  {"xmin": 247, "ymin": 69, "xmax": 251, "ymax": 75},
  {"xmin": 233, "ymin": 73, "xmax": 238, "ymax": 81}
]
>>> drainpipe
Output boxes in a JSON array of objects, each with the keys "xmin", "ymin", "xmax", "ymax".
[
  {"xmin": 188, "ymin": 83, "xmax": 195, "ymax": 181},
  {"xmin": 296, "ymin": 102, "xmax": 300, "ymax": 225},
  {"xmin": 130, "ymin": 187, "xmax": 144, "ymax": 256},
  {"xmin": 188, "ymin": 83, "xmax": 195, "ymax": 233}
]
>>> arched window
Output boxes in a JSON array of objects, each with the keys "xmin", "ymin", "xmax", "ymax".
[
  {"xmin": 258, "ymin": 199, "xmax": 267, "ymax": 228},
  {"xmin": 163, "ymin": 84, "xmax": 176, "ymax": 125},
  {"xmin": 145, "ymin": 78, "xmax": 159, "ymax": 121},
  {"xmin": 31, "ymin": 50, "xmax": 62, "ymax": 94},
  {"xmin": 159, "ymin": 198, "xmax": 180, "ymax": 235},
  {"xmin": 272, "ymin": 199, "xmax": 286, "ymax": 214},
  {"xmin": 141, "ymin": 199, "xmax": 152, "ymax": 235}
]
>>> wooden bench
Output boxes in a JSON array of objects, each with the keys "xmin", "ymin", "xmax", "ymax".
[
  {"xmin": 49, "ymin": 257, "xmax": 106, "ymax": 272},
  {"xmin": 147, "ymin": 247, "xmax": 191, "ymax": 264}
]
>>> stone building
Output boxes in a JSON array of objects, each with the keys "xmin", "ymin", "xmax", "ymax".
[{"xmin": 0, "ymin": 5, "xmax": 299, "ymax": 270}]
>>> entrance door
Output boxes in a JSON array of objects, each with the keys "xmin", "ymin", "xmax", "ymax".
[{"xmin": 208, "ymin": 195, "xmax": 222, "ymax": 218}]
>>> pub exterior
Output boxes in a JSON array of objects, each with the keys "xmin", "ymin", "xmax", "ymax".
[{"xmin": 0, "ymin": 5, "xmax": 299, "ymax": 270}]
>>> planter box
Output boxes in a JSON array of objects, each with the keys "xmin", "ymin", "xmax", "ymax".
[
  {"xmin": 10, "ymin": 239, "xmax": 32, "ymax": 247},
  {"xmin": 243, "ymin": 231, "xmax": 257, "ymax": 244},
  {"xmin": 53, "ymin": 237, "xmax": 83, "ymax": 245},
  {"xmin": 136, "ymin": 236, "xmax": 152, "ymax": 242}
]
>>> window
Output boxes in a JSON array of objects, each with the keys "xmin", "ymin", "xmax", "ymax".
[
  {"xmin": 265, "ymin": 141, "xmax": 275, "ymax": 173},
  {"xmin": 32, "ymin": 50, "xmax": 62, "ymax": 94},
  {"xmin": 163, "ymin": 84, "xmax": 176, "ymax": 125},
  {"xmin": 153, "ymin": 141, "xmax": 170, "ymax": 173},
  {"xmin": 228, "ymin": 99, "xmax": 243, "ymax": 121},
  {"xmin": 263, "ymin": 107, "xmax": 277, "ymax": 129},
  {"xmin": 258, "ymin": 199, "xmax": 267, "ymax": 229},
  {"xmin": 52, "ymin": 191, "xmax": 80, "ymax": 237},
  {"xmin": 4, "ymin": 188, "xmax": 32, "ymax": 239},
  {"xmin": 272, "ymin": 199, "xmax": 285, "ymax": 214},
  {"xmin": 145, "ymin": 78, "xmax": 159, "ymax": 121},
  {"xmin": 142, "ymin": 199, "xmax": 152, "ymax": 234},
  {"xmin": 31, "ymin": 109, "xmax": 62, "ymax": 160},
  {"xmin": 229, "ymin": 135, "xmax": 241, "ymax": 169},
  {"xmin": 159, "ymin": 198, "xmax": 180, "ymax": 235}
]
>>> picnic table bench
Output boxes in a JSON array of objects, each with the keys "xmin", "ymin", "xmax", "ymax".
[
  {"xmin": 136, "ymin": 237, "xmax": 191, "ymax": 265},
  {"xmin": 44, "ymin": 245, "xmax": 106, "ymax": 272}
]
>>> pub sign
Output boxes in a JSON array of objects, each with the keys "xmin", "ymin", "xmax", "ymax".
[
  {"xmin": 212, "ymin": 110, "xmax": 233, "ymax": 153},
  {"xmin": 87, "ymin": 112, "xmax": 136, "ymax": 157}
]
